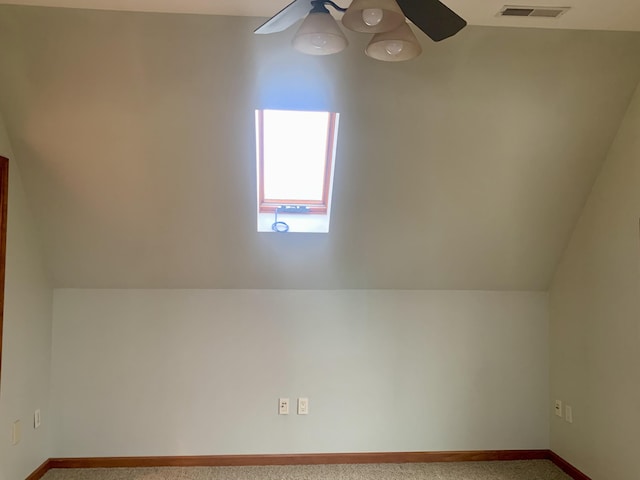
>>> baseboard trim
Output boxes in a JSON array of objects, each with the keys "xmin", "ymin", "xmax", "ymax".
[
  {"xmin": 548, "ymin": 451, "xmax": 592, "ymax": 480},
  {"xmin": 48, "ymin": 450, "xmax": 548, "ymax": 469},
  {"xmin": 25, "ymin": 459, "xmax": 51, "ymax": 480},
  {"xmin": 27, "ymin": 450, "xmax": 588, "ymax": 480}
]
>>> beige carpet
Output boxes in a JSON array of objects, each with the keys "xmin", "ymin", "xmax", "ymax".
[{"xmin": 41, "ymin": 461, "xmax": 572, "ymax": 480}]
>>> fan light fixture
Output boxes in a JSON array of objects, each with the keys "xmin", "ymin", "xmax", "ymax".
[
  {"xmin": 365, "ymin": 21, "xmax": 422, "ymax": 61},
  {"xmin": 293, "ymin": 4, "xmax": 348, "ymax": 55},
  {"xmin": 292, "ymin": 0, "xmax": 416, "ymax": 61},
  {"xmin": 255, "ymin": 0, "xmax": 467, "ymax": 60},
  {"xmin": 342, "ymin": 0, "xmax": 406, "ymax": 33}
]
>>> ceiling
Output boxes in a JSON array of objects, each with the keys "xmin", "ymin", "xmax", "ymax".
[
  {"xmin": 2, "ymin": 0, "xmax": 640, "ymax": 31},
  {"xmin": 0, "ymin": 5, "xmax": 639, "ymax": 289}
]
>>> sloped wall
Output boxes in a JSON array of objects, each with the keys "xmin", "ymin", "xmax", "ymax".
[
  {"xmin": 0, "ymin": 115, "xmax": 53, "ymax": 480},
  {"xmin": 549, "ymin": 84, "xmax": 640, "ymax": 479}
]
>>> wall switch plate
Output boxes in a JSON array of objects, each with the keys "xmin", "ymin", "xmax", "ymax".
[
  {"xmin": 565, "ymin": 405, "xmax": 573, "ymax": 423},
  {"xmin": 297, "ymin": 397, "xmax": 309, "ymax": 415},
  {"xmin": 11, "ymin": 420, "xmax": 21, "ymax": 445},
  {"xmin": 278, "ymin": 398, "xmax": 289, "ymax": 415},
  {"xmin": 554, "ymin": 399, "xmax": 563, "ymax": 417},
  {"xmin": 34, "ymin": 409, "xmax": 41, "ymax": 429}
]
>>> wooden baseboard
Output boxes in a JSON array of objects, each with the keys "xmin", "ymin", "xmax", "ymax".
[
  {"xmin": 548, "ymin": 451, "xmax": 592, "ymax": 480},
  {"xmin": 25, "ymin": 459, "xmax": 51, "ymax": 480},
  {"xmin": 48, "ymin": 450, "xmax": 548, "ymax": 469},
  {"xmin": 27, "ymin": 450, "xmax": 587, "ymax": 480}
]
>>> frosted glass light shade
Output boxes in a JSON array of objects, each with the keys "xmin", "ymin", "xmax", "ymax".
[
  {"xmin": 293, "ymin": 12, "xmax": 348, "ymax": 55},
  {"xmin": 342, "ymin": 0, "xmax": 405, "ymax": 33},
  {"xmin": 365, "ymin": 22, "xmax": 422, "ymax": 61}
]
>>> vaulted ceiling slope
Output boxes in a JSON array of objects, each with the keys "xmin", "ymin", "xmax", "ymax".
[{"xmin": 0, "ymin": 6, "xmax": 639, "ymax": 290}]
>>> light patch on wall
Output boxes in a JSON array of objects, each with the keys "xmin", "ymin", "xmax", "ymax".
[{"xmin": 255, "ymin": 109, "xmax": 339, "ymax": 233}]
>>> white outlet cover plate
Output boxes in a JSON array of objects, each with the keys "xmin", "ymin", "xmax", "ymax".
[
  {"xmin": 565, "ymin": 405, "xmax": 573, "ymax": 423},
  {"xmin": 278, "ymin": 398, "xmax": 289, "ymax": 415},
  {"xmin": 34, "ymin": 409, "xmax": 41, "ymax": 429},
  {"xmin": 11, "ymin": 420, "xmax": 21, "ymax": 445},
  {"xmin": 297, "ymin": 397, "xmax": 309, "ymax": 415},
  {"xmin": 554, "ymin": 399, "xmax": 563, "ymax": 417}
]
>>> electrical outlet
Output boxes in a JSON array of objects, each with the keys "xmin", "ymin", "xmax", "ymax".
[
  {"xmin": 34, "ymin": 409, "xmax": 41, "ymax": 429},
  {"xmin": 278, "ymin": 398, "xmax": 289, "ymax": 415},
  {"xmin": 11, "ymin": 420, "xmax": 21, "ymax": 445},
  {"xmin": 554, "ymin": 399, "xmax": 562, "ymax": 417},
  {"xmin": 297, "ymin": 397, "xmax": 309, "ymax": 415},
  {"xmin": 565, "ymin": 405, "xmax": 573, "ymax": 423}
]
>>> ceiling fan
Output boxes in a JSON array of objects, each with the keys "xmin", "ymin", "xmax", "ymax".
[{"xmin": 254, "ymin": 0, "xmax": 467, "ymax": 61}]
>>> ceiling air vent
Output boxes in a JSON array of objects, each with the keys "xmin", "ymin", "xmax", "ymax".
[{"xmin": 498, "ymin": 6, "xmax": 570, "ymax": 18}]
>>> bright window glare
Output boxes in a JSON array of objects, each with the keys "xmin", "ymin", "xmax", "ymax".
[{"xmin": 262, "ymin": 110, "xmax": 330, "ymax": 202}]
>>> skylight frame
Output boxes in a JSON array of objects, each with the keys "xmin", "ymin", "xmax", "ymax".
[{"xmin": 256, "ymin": 109, "xmax": 339, "ymax": 215}]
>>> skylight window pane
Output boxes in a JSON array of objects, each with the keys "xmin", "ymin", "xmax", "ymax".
[
  {"xmin": 262, "ymin": 109, "xmax": 330, "ymax": 202},
  {"xmin": 256, "ymin": 108, "xmax": 339, "ymax": 234}
]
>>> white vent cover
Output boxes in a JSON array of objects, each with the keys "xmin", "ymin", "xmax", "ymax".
[{"xmin": 498, "ymin": 5, "xmax": 570, "ymax": 18}]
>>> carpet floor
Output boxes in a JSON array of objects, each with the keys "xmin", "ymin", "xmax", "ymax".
[{"xmin": 41, "ymin": 460, "xmax": 573, "ymax": 480}]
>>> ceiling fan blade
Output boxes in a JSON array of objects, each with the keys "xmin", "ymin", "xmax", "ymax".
[
  {"xmin": 396, "ymin": 0, "xmax": 466, "ymax": 42},
  {"xmin": 254, "ymin": 0, "xmax": 314, "ymax": 34}
]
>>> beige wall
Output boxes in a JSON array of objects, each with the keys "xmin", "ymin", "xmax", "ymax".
[
  {"xmin": 0, "ymin": 115, "xmax": 53, "ymax": 480},
  {"xmin": 549, "ymin": 84, "xmax": 640, "ymax": 479},
  {"xmin": 51, "ymin": 289, "xmax": 549, "ymax": 457}
]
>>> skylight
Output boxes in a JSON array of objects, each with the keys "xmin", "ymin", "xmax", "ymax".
[{"xmin": 255, "ymin": 109, "xmax": 339, "ymax": 233}]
